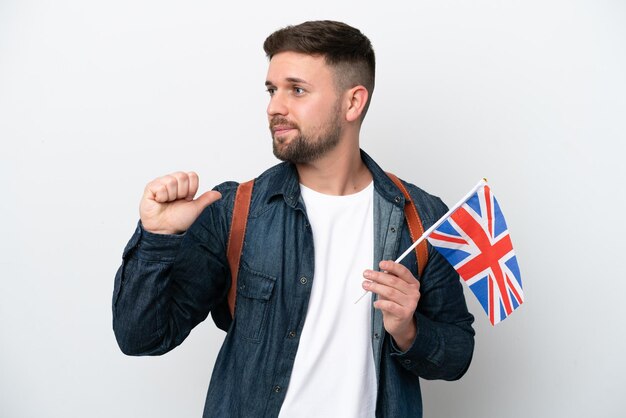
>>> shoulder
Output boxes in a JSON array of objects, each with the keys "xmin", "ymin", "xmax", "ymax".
[{"xmin": 210, "ymin": 161, "xmax": 293, "ymax": 218}]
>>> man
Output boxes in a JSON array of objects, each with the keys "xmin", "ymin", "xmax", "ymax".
[{"xmin": 113, "ymin": 20, "xmax": 474, "ymax": 417}]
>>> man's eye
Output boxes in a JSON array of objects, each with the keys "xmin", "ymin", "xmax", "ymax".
[
  {"xmin": 294, "ymin": 87, "xmax": 305, "ymax": 95},
  {"xmin": 266, "ymin": 88, "xmax": 276, "ymax": 96}
]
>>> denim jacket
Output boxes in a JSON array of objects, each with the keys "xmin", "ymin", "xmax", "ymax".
[{"xmin": 113, "ymin": 150, "xmax": 474, "ymax": 418}]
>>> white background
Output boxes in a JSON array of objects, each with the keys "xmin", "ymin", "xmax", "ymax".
[{"xmin": 1, "ymin": 1, "xmax": 625, "ymax": 417}]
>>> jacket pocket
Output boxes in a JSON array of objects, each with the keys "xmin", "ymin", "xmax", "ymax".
[{"xmin": 235, "ymin": 265, "xmax": 276, "ymax": 342}]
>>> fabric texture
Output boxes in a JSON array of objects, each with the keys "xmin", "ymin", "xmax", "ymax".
[{"xmin": 112, "ymin": 150, "xmax": 475, "ymax": 418}]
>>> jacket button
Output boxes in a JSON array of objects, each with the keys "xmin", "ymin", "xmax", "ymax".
[
  {"xmin": 394, "ymin": 196, "xmax": 402, "ymax": 204},
  {"xmin": 273, "ymin": 385, "xmax": 282, "ymax": 393},
  {"xmin": 374, "ymin": 333, "xmax": 380, "ymax": 340},
  {"xmin": 288, "ymin": 331, "xmax": 297, "ymax": 338},
  {"xmin": 300, "ymin": 276, "xmax": 308, "ymax": 285},
  {"xmin": 390, "ymin": 227, "xmax": 396, "ymax": 233}
]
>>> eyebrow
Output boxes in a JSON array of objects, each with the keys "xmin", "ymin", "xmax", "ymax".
[{"xmin": 265, "ymin": 77, "xmax": 311, "ymax": 86}]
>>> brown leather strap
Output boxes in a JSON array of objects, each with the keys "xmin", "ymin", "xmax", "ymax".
[
  {"xmin": 226, "ymin": 180, "xmax": 254, "ymax": 317},
  {"xmin": 386, "ymin": 172, "xmax": 429, "ymax": 278}
]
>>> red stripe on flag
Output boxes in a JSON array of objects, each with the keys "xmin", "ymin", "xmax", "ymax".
[
  {"xmin": 484, "ymin": 186, "xmax": 493, "ymax": 238},
  {"xmin": 506, "ymin": 273, "xmax": 523, "ymax": 305},
  {"xmin": 429, "ymin": 231, "xmax": 467, "ymax": 245}
]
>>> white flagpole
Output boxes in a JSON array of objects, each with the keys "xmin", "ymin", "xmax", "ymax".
[{"xmin": 354, "ymin": 178, "xmax": 488, "ymax": 304}]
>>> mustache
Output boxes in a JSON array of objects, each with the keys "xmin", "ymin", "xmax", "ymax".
[{"xmin": 269, "ymin": 117, "xmax": 298, "ymax": 131}]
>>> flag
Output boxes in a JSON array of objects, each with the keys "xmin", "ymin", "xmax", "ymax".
[{"xmin": 427, "ymin": 182, "xmax": 523, "ymax": 325}]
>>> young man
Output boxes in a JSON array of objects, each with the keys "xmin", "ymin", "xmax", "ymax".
[{"xmin": 113, "ymin": 20, "xmax": 474, "ymax": 418}]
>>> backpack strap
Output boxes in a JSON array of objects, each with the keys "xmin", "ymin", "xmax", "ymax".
[
  {"xmin": 226, "ymin": 179, "xmax": 254, "ymax": 317},
  {"xmin": 386, "ymin": 172, "xmax": 429, "ymax": 278}
]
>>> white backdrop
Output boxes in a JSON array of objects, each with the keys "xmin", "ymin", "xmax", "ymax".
[{"xmin": 1, "ymin": 1, "xmax": 625, "ymax": 417}]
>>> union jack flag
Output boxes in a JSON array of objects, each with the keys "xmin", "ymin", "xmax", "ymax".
[{"xmin": 427, "ymin": 183, "xmax": 524, "ymax": 325}]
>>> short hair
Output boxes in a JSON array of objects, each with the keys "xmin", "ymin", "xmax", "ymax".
[{"xmin": 263, "ymin": 20, "xmax": 376, "ymax": 119}]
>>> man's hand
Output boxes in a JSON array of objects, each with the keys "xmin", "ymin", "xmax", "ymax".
[
  {"xmin": 139, "ymin": 171, "xmax": 222, "ymax": 235},
  {"xmin": 363, "ymin": 260, "xmax": 420, "ymax": 352}
]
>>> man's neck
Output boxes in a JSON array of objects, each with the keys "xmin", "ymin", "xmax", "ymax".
[{"xmin": 295, "ymin": 140, "xmax": 372, "ymax": 196}]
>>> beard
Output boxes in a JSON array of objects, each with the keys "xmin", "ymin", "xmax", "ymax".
[{"xmin": 270, "ymin": 105, "xmax": 342, "ymax": 164}]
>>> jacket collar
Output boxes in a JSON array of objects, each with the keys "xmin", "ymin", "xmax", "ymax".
[
  {"xmin": 360, "ymin": 149, "xmax": 406, "ymax": 209},
  {"xmin": 265, "ymin": 149, "xmax": 406, "ymax": 209}
]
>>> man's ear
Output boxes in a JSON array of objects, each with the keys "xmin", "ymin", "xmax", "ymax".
[{"xmin": 345, "ymin": 86, "xmax": 369, "ymax": 123}]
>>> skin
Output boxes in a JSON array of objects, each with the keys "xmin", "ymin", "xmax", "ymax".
[{"xmin": 139, "ymin": 51, "xmax": 419, "ymax": 351}]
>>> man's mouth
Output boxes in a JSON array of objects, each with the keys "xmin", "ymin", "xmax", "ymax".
[
  {"xmin": 270, "ymin": 118, "xmax": 298, "ymax": 137},
  {"xmin": 272, "ymin": 125, "xmax": 296, "ymax": 136}
]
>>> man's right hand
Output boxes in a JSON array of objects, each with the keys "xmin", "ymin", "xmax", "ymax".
[{"xmin": 140, "ymin": 171, "xmax": 222, "ymax": 235}]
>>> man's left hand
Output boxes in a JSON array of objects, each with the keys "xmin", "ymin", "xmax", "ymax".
[{"xmin": 363, "ymin": 260, "xmax": 420, "ymax": 352}]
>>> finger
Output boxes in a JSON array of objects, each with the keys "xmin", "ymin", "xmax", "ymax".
[
  {"xmin": 373, "ymin": 291, "xmax": 419, "ymax": 317},
  {"xmin": 372, "ymin": 299, "xmax": 405, "ymax": 316},
  {"xmin": 187, "ymin": 171, "xmax": 199, "ymax": 201},
  {"xmin": 193, "ymin": 190, "xmax": 222, "ymax": 212},
  {"xmin": 158, "ymin": 174, "xmax": 178, "ymax": 201},
  {"xmin": 378, "ymin": 260, "xmax": 417, "ymax": 285},
  {"xmin": 362, "ymin": 280, "xmax": 411, "ymax": 305},
  {"xmin": 363, "ymin": 269, "xmax": 409, "ymax": 293},
  {"xmin": 146, "ymin": 180, "xmax": 170, "ymax": 203},
  {"xmin": 171, "ymin": 171, "xmax": 190, "ymax": 200}
]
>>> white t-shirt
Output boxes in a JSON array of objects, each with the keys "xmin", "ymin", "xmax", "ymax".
[{"xmin": 278, "ymin": 182, "xmax": 377, "ymax": 418}]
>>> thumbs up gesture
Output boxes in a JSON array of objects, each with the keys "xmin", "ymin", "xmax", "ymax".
[{"xmin": 139, "ymin": 171, "xmax": 222, "ymax": 235}]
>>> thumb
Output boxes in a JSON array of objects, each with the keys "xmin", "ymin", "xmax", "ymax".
[{"xmin": 193, "ymin": 190, "xmax": 222, "ymax": 211}]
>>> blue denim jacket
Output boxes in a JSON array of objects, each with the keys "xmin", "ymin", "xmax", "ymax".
[{"xmin": 113, "ymin": 150, "xmax": 474, "ymax": 417}]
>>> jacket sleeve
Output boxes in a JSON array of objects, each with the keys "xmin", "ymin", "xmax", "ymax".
[
  {"xmin": 389, "ymin": 196, "xmax": 475, "ymax": 381},
  {"xmin": 112, "ymin": 194, "xmax": 232, "ymax": 356}
]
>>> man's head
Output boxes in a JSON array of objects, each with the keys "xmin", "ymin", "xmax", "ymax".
[
  {"xmin": 264, "ymin": 20, "xmax": 375, "ymax": 118},
  {"xmin": 263, "ymin": 21, "xmax": 376, "ymax": 164}
]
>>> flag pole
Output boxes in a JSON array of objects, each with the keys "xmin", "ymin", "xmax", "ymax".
[{"xmin": 354, "ymin": 178, "xmax": 488, "ymax": 304}]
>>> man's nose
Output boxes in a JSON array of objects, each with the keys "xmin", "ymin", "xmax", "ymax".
[{"xmin": 267, "ymin": 93, "xmax": 288, "ymax": 116}]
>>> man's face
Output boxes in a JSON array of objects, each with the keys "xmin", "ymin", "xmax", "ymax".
[{"xmin": 265, "ymin": 52, "xmax": 343, "ymax": 164}]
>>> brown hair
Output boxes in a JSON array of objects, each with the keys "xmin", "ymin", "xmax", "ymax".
[{"xmin": 264, "ymin": 20, "xmax": 376, "ymax": 118}]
